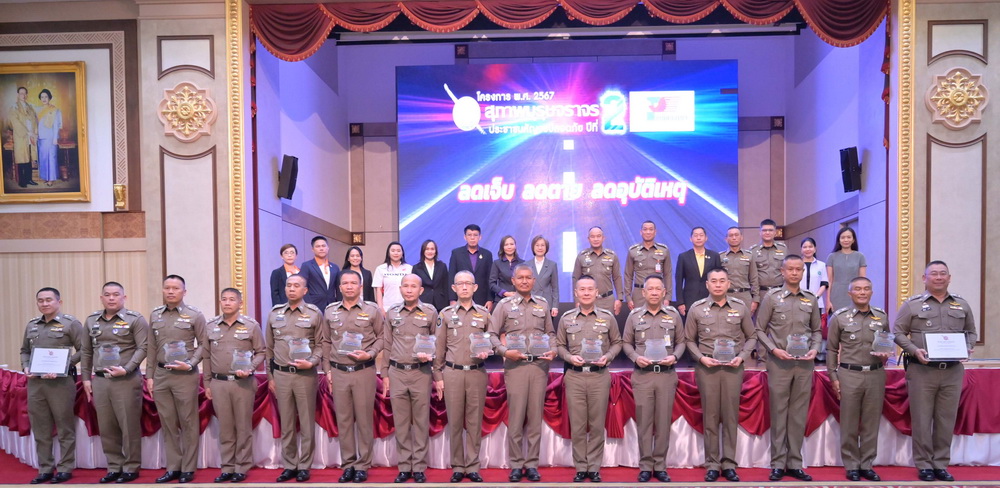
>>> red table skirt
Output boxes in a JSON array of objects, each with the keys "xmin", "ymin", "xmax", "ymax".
[{"xmin": 1, "ymin": 368, "xmax": 997, "ymax": 440}]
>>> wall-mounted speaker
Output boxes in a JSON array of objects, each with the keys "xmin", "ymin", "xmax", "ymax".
[
  {"xmin": 277, "ymin": 154, "xmax": 298, "ymax": 199},
  {"xmin": 840, "ymin": 147, "xmax": 862, "ymax": 192}
]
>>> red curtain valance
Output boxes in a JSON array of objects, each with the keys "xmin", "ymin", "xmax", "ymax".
[{"xmin": 250, "ymin": 0, "xmax": 888, "ymax": 61}]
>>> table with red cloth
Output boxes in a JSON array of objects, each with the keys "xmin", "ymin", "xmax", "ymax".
[{"xmin": 1, "ymin": 367, "xmax": 998, "ymax": 469}]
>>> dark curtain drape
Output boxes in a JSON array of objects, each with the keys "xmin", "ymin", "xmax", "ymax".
[{"xmin": 249, "ymin": 0, "xmax": 888, "ymax": 61}]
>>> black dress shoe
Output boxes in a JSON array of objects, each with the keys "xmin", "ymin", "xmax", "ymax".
[
  {"xmin": 353, "ymin": 470, "xmax": 367, "ymax": 483},
  {"xmin": 450, "ymin": 472, "xmax": 464, "ymax": 483},
  {"xmin": 722, "ymin": 469, "xmax": 739, "ymax": 482},
  {"xmin": 846, "ymin": 469, "xmax": 861, "ymax": 481},
  {"xmin": 638, "ymin": 471, "xmax": 652, "ymax": 482},
  {"xmin": 51, "ymin": 472, "xmax": 72, "ymax": 484},
  {"xmin": 27, "ymin": 180, "xmax": 38, "ymax": 186},
  {"xmin": 412, "ymin": 472, "xmax": 426, "ymax": 483},
  {"xmin": 296, "ymin": 470, "xmax": 310, "ymax": 482},
  {"xmin": 395, "ymin": 471, "xmax": 411, "ymax": 483},
  {"xmin": 30, "ymin": 473, "xmax": 53, "ymax": 484},
  {"xmin": 860, "ymin": 469, "xmax": 881, "ymax": 481},
  {"xmin": 339, "ymin": 468, "xmax": 356, "ymax": 483},
  {"xmin": 230, "ymin": 473, "xmax": 247, "ymax": 483},
  {"xmin": 786, "ymin": 468, "xmax": 812, "ymax": 481},
  {"xmin": 704, "ymin": 469, "xmax": 719, "ymax": 482},
  {"xmin": 100, "ymin": 472, "xmax": 122, "ymax": 483},
  {"xmin": 769, "ymin": 468, "xmax": 786, "ymax": 481},
  {"xmin": 116, "ymin": 472, "xmax": 139, "ymax": 484},
  {"xmin": 573, "ymin": 472, "xmax": 587, "ymax": 482},
  {"xmin": 933, "ymin": 468, "xmax": 955, "ymax": 481},
  {"xmin": 467, "ymin": 472, "xmax": 483, "ymax": 482},
  {"xmin": 588, "ymin": 472, "xmax": 601, "ymax": 482},
  {"xmin": 157, "ymin": 471, "xmax": 180, "ymax": 483},
  {"xmin": 214, "ymin": 473, "xmax": 234, "ymax": 483},
  {"xmin": 525, "ymin": 468, "xmax": 541, "ymax": 481},
  {"xmin": 654, "ymin": 471, "xmax": 670, "ymax": 482},
  {"xmin": 276, "ymin": 469, "xmax": 298, "ymax": 482},
  {"xmin": 179, "ymin": 472, "xmax": 194, "ymax": 483},
  {"xmin": 918, "ymin": 469, "xmax": 935, "ymax": 481}
]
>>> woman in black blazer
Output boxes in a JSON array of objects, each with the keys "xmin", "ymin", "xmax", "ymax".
[
  {"xmin": 412, "ymin": 239, "xmax": 449, "ymax": 311},
  {"xmin": 339, "ymin": 246, "xmax": 375, "ymax": 303},
  {"xmin": 269, "ymin": 244, "xmax": 300, "ymax": 306},
  {"xmin": 489, "ymin": 235, "xmax": 524, "ymax": 303}
]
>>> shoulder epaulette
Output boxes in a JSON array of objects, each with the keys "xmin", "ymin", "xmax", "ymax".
[
  {"xmin": 628, "ymin": 307, "xmax": 644, "ymax": 316},
  {"xmin": 801, "ymin": 289, "xmax": 818, "ymax": 298},
  {"xmin": 872, "ymin": 306, "xmax": 887, "ymax": 315},
  {"xmin": 766, "ymin": 288, "xmax": 784, "ymax": 296},
  {"xmin": 418, "ymin": 302, "xmax": 437, "ymax": 313},
  {"xmin": 775, "ymin": 241, "xmax": 787, "ymax": 248},
  {"xmin": 906, "ymin": 294, "xmax": 925, "ymax": 302},
  {"xmin": 441, "ymin": 304, "xmax": 457, "ymax": 313},
  {"xmin": 595, "ymin": 306, "xmax": 614, "ymax": 316},
  {"xmin": 579, "ymin": 249, "xmax": 590, "ymax": 255},
  {"xmin": 833, "ymin": 307, "xmax": 850, "ymax": 316},
  {"xmin": 29, "ymin": 315, "xmax": 42, "ymax": 323},
  {"xmin": 185, "ymin": 304, "xmax": 201, "ymax": 312},
  {"xmin": 152, "ymin": 305, "xmax": 166, "ymax": 312},
  {"xmin": 389, "ymin": 303, "xmax": 404, "ymax": 312},
  {"xmin": 560, "ymin": 308, "xmax": 578, "ymax": 319},
  {"xmin": 629, "ymin": 243, "xmax": 641, "ymax": 250},
  {"xmin": 498, "ymin": 295, "xmax": 515, "ymax": 304},
  {"xmin": 729, "ymin": 297, "xmax": 745, "ymax": 305},
  {"xmin": 125, "ymin": 310, "xmax": 139, "ymax": 316},
  {"xmin": 326, "ymin": 301, "xmax": 343, "ymax": 311},
  {"xmin": 208, "ymin": 314, "xmax": 222, "ymax": 323},
  {"xmin": 61, "ymin": 314, "xmax": 76, "ymax": 320},
  {"xmin": 952, "ymin": 293, "xmax": 963, "ymax": 299},
  {"xmin": 473, "ymin": 304, "xmax": 490, "ymax": 314},
  {"xmin": 305, "ymin": 303, "xmax": 320, "ymax": 312},
  {"xmin": 89, "ymin": 310, "xmax": 101, "ymax": 317},
  {"xmin": 656, "ymin": 242, "xmax": 668, "ymax": 248},
  {"xmin": 749, "ymin": 243, "xmax": 762, "ymax": 250},
  {"xmin": 364, "ymin": 300, "xmax": 379, "ymax": 308},
  {"xmin": 532, "ymin": 295, "xmax": 548, "ymax": 304},
  {"xmin": 271, "ymin": 303, "xmax": 286, "ymax": 311},
  {"xmin": 605, "ymin": 249, "xmax": 616, "ymax": 255},
  {"xmin": 664, "ymin": 305, "xmax": 680, "ymax": 314},
  {"xmin": 241, "ymin": 314, "xmax": 260, "ymax": 325},
  {"xmin": 692, "ymin": 297, "xmax": 710, "ymax": 307}
]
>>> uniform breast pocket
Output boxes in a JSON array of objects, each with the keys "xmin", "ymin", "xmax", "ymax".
[
  {"xmin": 634, "ymin": 322, "xmax": 651, "ymax": 333},
  {"xmin": 174, "ymin": 321, "xmax": 193, "ymax": 330},
  {"xmin": 208, "ymin": 330, "xmax": 224, "ymax": 341},
  {"xmin": 47, "ymin": 329, "xmax": 65, "ymax": 339},
  {"xmin": 772, "ymin": 304, "xmax": 793, "ymax": 324},
  {"xmin": 27, "ymin": 329, "xmax": 40, "ymax": 341},
  {"xmin": 294, "ymin": 319, "xmax": 313, "ymax": 329},
  {"xmin": 725, "ymin": 315, "xmax": 741, "ymax": 325},
  {"xmin": 564, "ymin": 325, "xmax": 582, "ymax": 335},
  {"xmin": 234, "ymin": 331, "xmax": 251, "ymax": 341},
  {"xmin": 799, "ymin": 302, "xmax": 814, "ymax": 314},
  {"xmin": 842, "ymin": 324, "xmax": 862, "ymax": 341},
  {"xmin": 151, "ymin": 320, "xmax": 167, "ymax": 331},
  {"xmin": 947, "ymin": 309, "xmax": 967, "ymax": 323},
  {"xmin": 113, "ymin": 326, "xmax": 131, "ymax": 337},
  {"xmin": 531, "ymin": 308, "xmax": 545, "ymax": 318}
]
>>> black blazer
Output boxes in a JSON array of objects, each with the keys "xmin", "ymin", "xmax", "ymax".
[
  {"xmin": 489, "ymin": 256, "xmax": 524, "ymax": 303},
  {"xmin": 299, "ymin": 259, "xmax": 340, "ymax": 310},
  {"xmin": 336, "ymin": 267, "xmax": 375, "ymax": 303},
  {"xmin": 674, "ymin": 248, "xmax": 723, "ymax": 311},
  {"xmin": 413, "ymin": 260, "xmax": 449, "ymax": 311},
  {"xmin": 448, "ymin": 246, "xmax": 494, "ymax": 305},
  {"xmin": 269, "ymin": 266, "xmax": 291, "ymax": 307}
]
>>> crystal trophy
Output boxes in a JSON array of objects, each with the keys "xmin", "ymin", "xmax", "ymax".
[
  {"xmin": 289, "ymin": 337, "xmax": 312, "ymax": 361},
  {"xmin": 96, "ymin": 344, "xmax": 121, "ymax": 369},
  {"xmin": 871, "ymin": 331, "xmax": 896, "ymax": 355},
  {"xmin": 528, "ymin": 332, "xmax": 551, "ymax": 356},
  {"xmin": 469, "ymin": 332, "xmax": 494, "ymax": 357},
  {"xmin": 581, "ymin": 338, "xmax": 604, "ymax": 363},
  {"xmin": 713, "ymin": 339, "xmax": 736, "ymax": 363},
  {"xmin": 643, "ymin": 338, "xmax": 669, "ymax": 362},
  {"xmin": 505, "ymin": 333, "xmax": 528, "ymax": 353},
  {"xmin": 230, "ymin": 350, "xmax": 253, "ymax": 373},
  {"xmin": 787, "ymin": 333, "xmax": 810, "ymax": 358},
  {"xmin": 338, "ymin": 332, "xmax": 364, "ymax": 354},
  {"xmin": 413, "ymin": 333, "xmax": 437, "ymax": 358},
  {"xmin": 163, "ymin": 340, "xmax": 188, "ymax": 363}
]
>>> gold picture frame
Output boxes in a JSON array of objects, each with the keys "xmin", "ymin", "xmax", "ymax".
[{"xmin": 0, "ymin": 61, "xmax": 89, "ymax": 203}]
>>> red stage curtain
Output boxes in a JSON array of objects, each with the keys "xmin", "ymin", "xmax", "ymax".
[
  {"xmin": 722, "ymin": 0, "xmax": 795, "ymax": 25},
  {"xmin": 249, "ymin": 4, "xmax": 336, "ymax": 62},
  {"xmin": 323, "ymin": 2, "xmax": 401, "ymax": 32},
  {"xmin": 476, "ymin": 0, "xmax": 558, "ymax": 29},
  {"xmin": 645, "ymin": 0, "xmax": 720, "ymax": 24},
  {"xmin": 561, "ymin": 0, "xmax": 636, "ymax": 25},
  {"xmin": 399, "ymin": 1, "xmax": 481, "ymax": 33},
  {"xmin": 794, "ymin": 0, "xmax": 890, "ymax": 47}
]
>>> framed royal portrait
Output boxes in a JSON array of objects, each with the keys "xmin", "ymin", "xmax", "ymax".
[{"xmin": 0, "ymin": 61, "xmax": 89, "ymax": 203}]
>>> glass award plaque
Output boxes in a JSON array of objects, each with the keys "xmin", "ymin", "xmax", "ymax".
[
  {"xmin": 231, "ymin": 350, "xmax": 253, "ymax": 373},
  {"xmin": 506, "ymin": 333, "xmax": 528, "ymax": 353},
  {"xmin": 413, "ymin": 333, "xmax": 437, "ymax": 358},
  {"xmin": 96, "ymin": 344, "xmax": 121, "ymax": 369},
  {"xmin": 164, "ymin": 340, "xmax": 188, "ymax": 363},
  {"xmin": 528, "ymin": 332, "xmax": 551, "ymax": 356},
  {"xmin": 581, "ymin": 338, "xmax": 604, "ymax": 363},
  {"xmin": 871, "ymin": 331, "xmax": 896, "ymax": 355},
  {"xmin": 338, "ymin": 332, "xmax": 364, "ymax": 354},
  {"xmin": 469, "ymin": 332, "xmax": 493, "ymax": 357},
  {"xmin": 713, "ymin": 339, "xmax": 736, "ymax": 363},
  {"xmin": 787, "ymin": 333, "xmax": 810, "ymax": 358},
  {"xmin": 643, "ymin": 338, "xmax": 669, "ymax": 362},
  {"xmin": 289, "ymin": 337, "xmax": 312, "ymax": 361}
]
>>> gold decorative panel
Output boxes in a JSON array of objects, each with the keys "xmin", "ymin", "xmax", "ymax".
[{"xmin": 925, "ymin": 67, "xmax": 989, "ymax": 130}]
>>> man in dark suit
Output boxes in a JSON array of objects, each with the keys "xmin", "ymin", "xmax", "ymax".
[
  {"xmin": 298, "ymin": 236, "xmax": 340, "ymax": 310},
  {"xmin": 674, "ymin": 226, "xmax": 722, "ymax": 316},
  {"xmin": 448, "ymin": 224, "xmax": 494, "ymax": 310}
]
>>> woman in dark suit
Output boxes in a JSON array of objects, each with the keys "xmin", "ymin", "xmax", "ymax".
[
  {"xmin": 529, "ymin": 235, "xmax": 560, "ymax": 317},
  {"xmin": 489, "ymin": 235, "xmax": 524, "ymax": 303},
  {"xmin": 339, "ymin": 246, "xmax": 375, "ymax": 302},
  {"xmin": 269, "ymin": 244, "xmax": 300, "ymax": 306},
  {"xmin": 412, "ymin": 239, "xmax": 449, "ymax": 311}
]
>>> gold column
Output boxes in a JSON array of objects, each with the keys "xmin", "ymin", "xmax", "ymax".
[
  {"xmin": 897, "ymin": 0, "xmax": 915, "ymax": 304},
  {"xmin": 226, "ymin": 0, "xmax": 247, "ymax": 305}
]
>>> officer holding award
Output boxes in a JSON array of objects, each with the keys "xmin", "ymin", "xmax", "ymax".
[{"xmin": 622, "ymin": 275, "xmax": 684, "ymax": 483}]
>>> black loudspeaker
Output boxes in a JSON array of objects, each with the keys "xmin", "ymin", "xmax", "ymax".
[
  {"xmin": 840, "ymin": 147, "xmax": 862, "ymax": 192},
  {"xmin": 277, "ymin": 155, "xmax": 298, "ymax": 199}
]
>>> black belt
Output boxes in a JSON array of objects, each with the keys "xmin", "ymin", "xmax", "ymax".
[
  {"xmin": 157, "ymin": 362, "xmax": 196, "ymax": 373},
  {"xmin": 598, "ymin": 291, "xmax": 615, "ymax": 299},
  {"xmin": 330, "ymin": 359, "xmax": 375, "ymax": 372},
  {"xmin": 270, "ymin": 360, "xmax": 311, "ymax": 374},
  {"xmin": 728, "ymin": 287, "xmax": 750, "ymax": 293},
  {"xmin": 636, "ymin": 364, "xmax": 674, "ymax": 373},
  {"xmin": 759, "ymin": 285, "xmax": 778, "ymax": 291},
  {"xmin": 445, "ymin": 361, "xmax": 484, "ymax": 371},
  {"xmin": 567, "ymin": 364, "xmax": 607, "ymax": 373},
  {"xmin": 839, "ymin": 362, "xmax": 884, "ymax": 372},
  {"xmin": 93, "ymin": 369, "xmax": 134, "ymax": 378},
  {"xmin": 633, "ymin": 284, "xmax": 644, "ymax": 289},
  {"xmin": 922, "ymin": 360, "xmax": 960, "ymax": 369},
  {"xmin": 211, "ymin": 373, "xmax": 251, "ymax": 381},
  {"xmin": 389, "ymin": 359, "xmax": 430, "ymax": 371}
]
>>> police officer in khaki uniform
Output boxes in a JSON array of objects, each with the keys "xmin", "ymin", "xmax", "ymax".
[
  {"xmin": 624, "ymin": 221, "xmax": 671, "ymax": 310},
  {"xmin": 750, "ymin": 219, "xmax": 787, "ymax": 300},
  {"xmin": 204, "ymin": 288, "xmax": 265, "ymax": 483},
  {"xmin": 893, "ymin": 260, "xmax": 976, "ymax": 482},
  {"xmin": 572, "ymin": 227, "xmax": 623, "ymax": 315},
  {"xmin": 683, "ymin": 268, "xmax": 755, "ymax": 482},
  {"xmin": 381, "ymin": 274, "xmax": 438, "ymax": 484},
  {"xmin": 21, "ymin": 287, "xmax": 85, "ymax": 484},
  {"xmin": 721, "ymin": 227, "xmax": 759, "ymax": 314},
  {"xmin": 622, "ymin": 275, "xmax": 683, "ymax": 483},
  {"xmin": 81, "ymin": 281, "xmax": 149, "ymax": 484},
  {"xmin": 266, "ymin": 274, "xmax": 325, "ymax": 482},
  {"xmin": 557, "ymin": 275, "xmax": 622, "ymax": 483},
  {"xmin": 147, "ymin": 275, "xmax": 207, "ymax": 484},
  {"xmin": 827, "ymin": 277, "xmax": 889, "ymax": 482},
  {"xmin": 434, "ymin": 270, "xmax": 491, "ymax": 483},
  {"xmin": 322, "ymin": 270, "xmax": 383, "ymax": 484},
  {"xmin": 756, "ymin": 254, "xmax": 821, "ymax": 481},
  {"xmin": 490, "ymin": 265, "xmax": 556, "ymax": 482}
]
